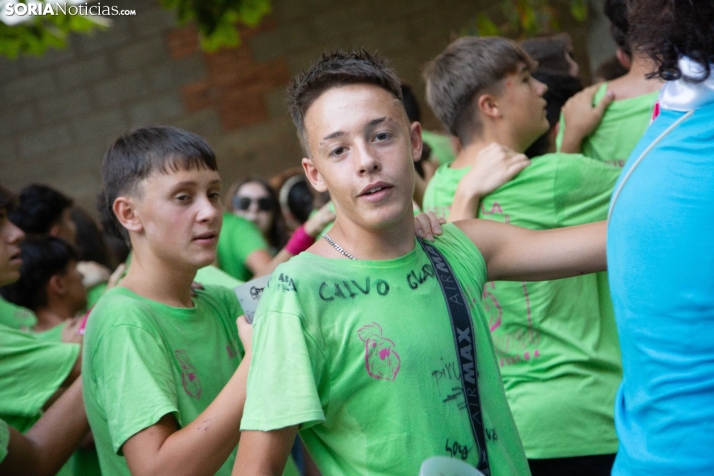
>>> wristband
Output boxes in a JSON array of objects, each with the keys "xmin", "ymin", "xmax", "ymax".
[{"xmin": 285, "ymin": 224, "xmax": 316, "ymax": 255}]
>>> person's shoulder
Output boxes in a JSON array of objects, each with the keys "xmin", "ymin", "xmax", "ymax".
[
  {"xmin": 88, "ymin": 287, "xmax": 160, "ymax": 331},
  {"xmin": 195, "ymin": 283, "xmax": 239, "ymax": 308}
]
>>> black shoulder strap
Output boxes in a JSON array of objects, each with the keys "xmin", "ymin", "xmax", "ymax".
[{"xmin": 419, "ymin": 238, "xmax": 490, "ymax": 475}]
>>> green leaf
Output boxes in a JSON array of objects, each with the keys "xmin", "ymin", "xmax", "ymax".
[
  {"xmin": 475, "ymin": 13, "xmax": 499, "ymax": 37},
  {"xmin": 570, "ymin": 0, "xmax": 588, "ymax": 21}
]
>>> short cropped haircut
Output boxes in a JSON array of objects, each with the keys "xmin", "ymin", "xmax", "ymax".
[
  {"xmin": 0, "ymin": 185, "xmax": 17, "ymax": 213},
  {"xmin": 0, "ymin": 236, "xmax": 78, "ymax": 311},
  {"xmin": 424, "ymin": 37, "xmax": 535, "ymax": 146},
  {"xmin": 100, "ymin": 126, "xmax": 218, "ymax": 243},
  {"xmin": 604, "ymin": 0, "xmax": 631, "ymax": 56},
  {"xmin": 8, "ymin": 184, "xmax": 73, "ymax": 235},
  {"xmin": 629, "ymin": 0, "xmax": 714, "ymax": 83},
  {"xmin": 287, "ymin": 50, "xmax": 403, "ymax": 150}
]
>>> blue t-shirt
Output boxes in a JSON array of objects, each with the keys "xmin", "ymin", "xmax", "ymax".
[{"xmin": 608, "ymin": 104, "xmax": 714, "ymax": 475}]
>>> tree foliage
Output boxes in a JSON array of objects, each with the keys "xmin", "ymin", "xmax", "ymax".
[
  {"xmin": 0, "ymin": 0, "xmax": 272, "ymax": 59},
  {"xmin": 465, "ymin": 0, "xmax": 589, "ymax": 39}
]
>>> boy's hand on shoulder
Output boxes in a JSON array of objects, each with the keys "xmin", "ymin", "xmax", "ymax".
[
  {"xmin": 561, "ymin": 84, "xmax": 615, "ymax": 153},
  {"xmin": 463, "ymin": 143, "xmax": 529, "ymax": 197},
  {"xmin": 77, "ymin": 261, "xmax": 111, "ymax": 288},
  {"xmin": 415, "ymin": 211, "xmax": 445, "ymax": 241},
  {"xmin": 237, "ymin": 315, "xmax": 253, "ymax": 357}
]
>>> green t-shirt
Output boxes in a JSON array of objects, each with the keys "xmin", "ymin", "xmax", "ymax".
[
  {"xmin": 423, "ymin": 153, "xmax": 622, "ymax": 458},
  {"xmin": 217, "ymin": 213, "xmax": 269, "ymax": 281},
  {"xmin": 0, "ymin": 298, "xmax": 36, "ymax": 330},
  {"xmin": 83, "ymin": 285, "xmax": 245, "ymax": 476},
  {"xmin": 242, "ymin": 224, "xmax": 529, "ymax": 475},
  {"xmin": 86, "ymin": 282, "xmax": 108, "ymax": 309},
  {"xmin": 195, "ymin": 264, "xmax": 244, "ymax": 289},
  {"xmin": 557, "ymin": 83, "xmax": 659, "ymax": 166},
  {"xmin": 0, "ymin": 419, "xmax": 9, "ymax": 464},
  {"xmin": 422, "ymin": 130, "xmax": 456, "ymax": 165},
  {"xmin": 34, "ymin": 323, "xmax": 65, "ymax": 342},
  {"xmin": 0, "ymin": 319, "xmax": 79, "ymax": 433}
]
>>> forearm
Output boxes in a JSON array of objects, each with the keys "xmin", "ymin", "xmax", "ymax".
[
  {"xmin": 448, "ymin": 189, "xmax": 482, "ymax": 222},
  {"xmin": 489, "ymin": 221, "xmax": 607, "ymax": 281},
  {"xmin": 232, "ymin": 426, "xmax": 298, "ymax": 476},
  {"xmin": 1, "ymin": 377, "xmax": 89, "ymax": 476},
  {"xmin": 560, "ymin": 132, "xmax": 583, "ymax": 153},
  {"xmin": 126, "ymin": 354, "xmax": 251, "ymax": 476}
]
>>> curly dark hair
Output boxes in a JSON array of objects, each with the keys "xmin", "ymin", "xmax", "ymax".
[
  {"xmin": 628, "ymin": 0, "xmax": 714, "ymax": 82},
  {"xmin": 604, "ymin": 0, "xmax": 631, "ymax": 55}
]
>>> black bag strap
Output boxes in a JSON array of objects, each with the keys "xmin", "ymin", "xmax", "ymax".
[{"xmin": 419, "ymin": 238, "xmax": 490, "ymax": 475}]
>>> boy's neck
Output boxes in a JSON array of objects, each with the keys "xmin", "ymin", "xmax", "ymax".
[
  {"xmin": 33, "ymin": 306, "xmax": 70, "ymax": 332},
  {"xmin": 608, "ymin": 54, "xmax": 663, "ymax": 99},
  {"xmin": 451, "ymin": 133, "xmax": 522, "ymax": 169},
  {"xmin": 120, "ymin": 249, "xmax": 197, "ymax": 308},
  {"xmin": 315, "ymin": 211, "xmax": 417, "ymax": 261}
]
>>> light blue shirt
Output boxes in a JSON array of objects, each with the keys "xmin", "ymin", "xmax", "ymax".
[{"xmin": 608, "ymin": 104, "xmax": 714, "ymax": 475}]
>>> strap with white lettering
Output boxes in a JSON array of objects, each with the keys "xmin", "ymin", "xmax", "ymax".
[{"xmin": 419, "ymin": 238, "xmax": 490, "ymax": 475}]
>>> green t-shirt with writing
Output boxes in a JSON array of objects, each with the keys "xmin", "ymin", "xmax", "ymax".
[
  {"xmin": 217, "ymin": 213, "xmax": 269, "ymax": 282},
  {"xmin": 83, "ymin": 285, "xmax": 245, "ymax": 476},
  {"xmin": 241, "ymin": 224, "xmax": 529, "ymax": 475},
  {"xmin": 0, "ymin": 318, "xmax": 79, "ymax": 433},
  {"xmin": 557, "ymin": 82, "xmax": 659, "ymax": 166},
  {"xmin": 0, "ymin": 297, "xmax": 36, "ymax": 330},
  {"xmin": 423, "ymin": 153, "xmax": 622, "ymax": 458}
]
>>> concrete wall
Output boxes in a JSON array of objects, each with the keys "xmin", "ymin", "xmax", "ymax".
[{"xmin": 0, "ymin": 0, "xmax": 611, "ymax": 215}]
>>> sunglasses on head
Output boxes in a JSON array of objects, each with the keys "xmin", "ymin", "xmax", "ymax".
[{"xmin": 233, "ymin": 196, "xmax": 274, "ymax": 211}]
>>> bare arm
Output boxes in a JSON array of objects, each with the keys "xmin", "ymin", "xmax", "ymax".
[
  {"xmin": 560, "ymin": 85, "xmax": 615, "ymax": 154},
  {"xmin": 456, "ymin": 219, "xmax": 607, "ymax": 282},
  {"xmin": 232, "ymin": 426, "xmax": 299, "ymax": 476},
  {"xmin": 121, "ymin": 317, "xmax": 253, "ymax": 476},
  {"xmin": 1, "ymin": 377, "xmax": 89, "ymax": 476},
  {"xmin": 448, "ymin": 143, "xmax": 530, "ymax": 222}
]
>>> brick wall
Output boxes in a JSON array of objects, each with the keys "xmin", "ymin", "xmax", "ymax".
[{"xmin": 0, "ymin": 0, "xmax": 607, "ymax": 215}]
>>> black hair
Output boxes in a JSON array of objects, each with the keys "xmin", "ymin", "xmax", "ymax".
[
  {"xmin": 604, "ymin": 0, "xmax": 631, "ymax": 56},
  {"xmin": 8, "ymin": 184, "xmax": 73, "ymax": 235},
  {"xmin": 280, "ymin": 176, "xmax": 314, "ymax": 224},
  {"xmin": 629, "ymin": 0, "xmax": 714, "ymax": 83},
  {"xmin": 100, "ymin": 126, "xmax": 218, "ymax": 244},
  {"xmin": 401, "ymin": 84, "xmax": 421, "ymax": 123},
  {"xmin": 0, "ymin": 236, "xmax": 78, "ymax": 311},
  {"xmin": 525, "ymin": 71, "xmax": 584, "ymax": 158},
  {"xmin": 70, "ymin": 206, "xmax": 117, "ymax": 269},
  {"xmin": 287, "ymin": 49, "xmax": 403, "ymax": 148},
  {"xmin": 0, "ymin": 185, "xmax": 17, "ymax": 213}
]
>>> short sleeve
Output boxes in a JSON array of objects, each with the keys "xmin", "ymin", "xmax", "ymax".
[
  {"xmin": 553, "ymin": 155, "xmax": 620, "ymax": 227},
  {"xmin": 0, "ymin": 325, "xmax": 79, "ymax": 418},
  {"xmin": 241, "ymin": 311, "xmax": 326, "ymax": 431},
  {"xmin": 0, "ymin": 419, "xmax": 9, "ymax": 464},
  {"xmin": 92, "ymin": 325, "xmax": 178, "ymax": 454}
]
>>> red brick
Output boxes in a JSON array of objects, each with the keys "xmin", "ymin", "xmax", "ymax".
[
  {"xmin": 166, "ymin": 24, "xmax": 200, "ymax": 59},
  {"xmin": 181, "ymin": 81, "xmax": 211, "ymax": 112},
  {"xmin": 218, "ymin": 86, "xmax": 268, "ymax": 129}
]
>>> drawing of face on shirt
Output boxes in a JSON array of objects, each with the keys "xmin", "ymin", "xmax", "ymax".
[
  {"xmin": 358, "ymin": 322, "xmax": 401, "ymax": 381},
  {"xmin": 175, "ymin": 349, "xmax": 202, "ymax": 399}
]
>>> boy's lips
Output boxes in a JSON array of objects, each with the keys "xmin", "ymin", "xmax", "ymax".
[
  {"xmin": 192, "ymin": 232, "xmax": 218, "ymax": 244},
  {"xmin": 8, "ymin": 250, "xmax": 22, "ymax": 267},
  {"xmin": 358, "ymin": 182, "xmax": 394, "ymax": 202}
]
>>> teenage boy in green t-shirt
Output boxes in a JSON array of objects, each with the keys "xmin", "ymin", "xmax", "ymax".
[
  {"xmin": 233, "ymin": 50, "xmax": 609, "ymax": 476},
  {"xmin": 82, "ymin": 126, "xmax": 256, "ymax": 476},
  {"xmin": 423, "ymin": 38, "xmax": 621, "ymax": 475}
]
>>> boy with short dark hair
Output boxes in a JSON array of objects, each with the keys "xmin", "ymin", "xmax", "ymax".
[
  {"xmin": 0, "ymin": 237, "xmax": 87, "ymax": 342},
  {"xmin": 422, "ymin": 37, "xmax": 622, "ymax": 475},
  {"xmin": 9, "ymin": 184, "xmax": 76, "ymax": 244},
  {"xmin": 82, "ymin": 126, "xmax": 253, "ymax": 476},
  {"xmin": 233, "ymin": 50, "xmax": 608, "ymax": 476}
]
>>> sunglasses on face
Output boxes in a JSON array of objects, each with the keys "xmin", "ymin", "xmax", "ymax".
[{"xmin": 233, "ymin": 196, "xmax": 275, "ymax": 211}]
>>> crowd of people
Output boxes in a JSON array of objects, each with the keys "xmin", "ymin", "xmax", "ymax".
[{"xmin": 1, "ymin": 0, "xmax": 713, "ymax": 475}]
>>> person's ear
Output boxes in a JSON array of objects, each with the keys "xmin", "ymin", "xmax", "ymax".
[
  {"xmin": 113, "ymin": 196, "xmax": 143, "ymax": 234},
  {"xmin": 48, "ymin": 223, "xmax": 61, "ymax": 238},
  {"xmin": 302, "ymin": 157, "xmax": 327, "ymax": 193},
  {"xmin": 410, "ymin": 121, "xmax": 423, "ymax": 163},
  {"xmin": 477, "ymin": 92, "xmax": 501, "ymax": 120},
  {"xmin": 616, "ymin": 48, "xmax": 632, "ymax": 70},
  {"xmin": 48, "ymin": 274, "xmax": 66, "ymax": 297}
]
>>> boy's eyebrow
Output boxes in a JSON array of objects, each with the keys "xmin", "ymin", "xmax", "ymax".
[
  {"xmin": 172, "ymin": 179, "xmax": 222, "ymax": 188},
  {"xmin": 319, "ymin": 117, "xmax": 394, "ymax": 145},
  {"xmin": 518, "ymin": 63, "xmax": 530, "ymax": 75}
]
